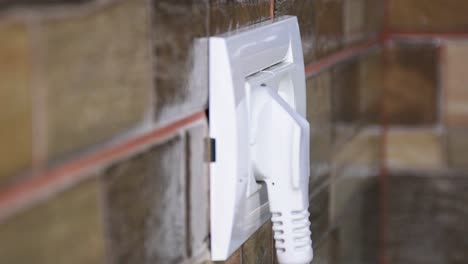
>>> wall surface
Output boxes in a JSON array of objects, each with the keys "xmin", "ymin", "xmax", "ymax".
[
  {"xmin": 380, "ymin": 1, "xmax": 468, "ymax": 263},
  {"xmin": 0, "ymin": 0, "xmax": 385, "ymax": 263}
]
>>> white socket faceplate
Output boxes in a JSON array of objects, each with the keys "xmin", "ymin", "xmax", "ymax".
[{"xmin": 209, "ymin": 16, "xmax": 306, "ymax": 260}]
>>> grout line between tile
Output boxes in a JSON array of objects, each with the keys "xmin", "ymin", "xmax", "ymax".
[
  {"xmin": 0, "ymin": 111, "xmax": 206, "ymax": 222},
  {"xmin": 305, "ymin": 40, "xmax": 380, "ymax": 77}
]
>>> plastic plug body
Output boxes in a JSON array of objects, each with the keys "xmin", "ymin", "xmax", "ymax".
[{"xmin": 250, "ymin": 85, "xmax": 313, "ymax": 264}]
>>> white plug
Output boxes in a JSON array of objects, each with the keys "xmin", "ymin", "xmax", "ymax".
[
  {"xmin": 208, "ymin": 16, "xmax": 311, "ymax": 262},
  {"xmin": 250, "ymin": 85, "xmax": 313, "ymax": 264}
]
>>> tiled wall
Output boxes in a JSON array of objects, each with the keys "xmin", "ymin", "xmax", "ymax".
[
  {"xmin": 382, "ymin": 0, "xmax": 468, "ymax": 172},
  {"xmin": 380, "ymin": 1, "xmax": 468, "ymax": 263},
  {"xmin": 0, "ymin": 0, "xmax": 386, "ymax": 263}
]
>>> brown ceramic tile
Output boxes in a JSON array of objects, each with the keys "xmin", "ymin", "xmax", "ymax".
[
  {"xmin": 363, "ymin": 0, "xmax": 383, "ymax": 35},
  {"xmin": 389, "ymin": 0, "xmax": 468, "ymax": 31},
  {"xmin": 386, "ymin": 129, "xmax": 445, "ymax": 170},
  {"xmin": 359, "ymin": 50, "xmax": 382, "ymax": 124},
  {"xmin": 343, "ymin": 0, "xmax": 365, "ymax": 45},
  {"xmin": 0, "ymin": 22, "xmax": 32, "ymax": 185},
  {"xmin": 335, "ymin": 223, "xmax": 360, "ymax": 264},
  {"xmin": 42, "ymin": 0, "xmax": 153, "ymax": 159},
  {"xmin": 329, "ymin": 52, "xmax": 382, "ymax": 151},
  {"xmin": 387, "ymin": 175, "xmax": 468, "ymax": 264},
  {"xmin": 332, "ymin": 59, "xmax": 360, "ymax": 124},
  {"xmin": 0, "ymin": 179, "xmax": 105, "ymax": 264},
  {"xmin": 332, "ymin": 129, "xmax": 379, "ymax": 174},
  {"xmin": 102, "ymin": 135, "xmax": 186, "ymax": 264},
  {"xmin": 242, "ymin": 221, "xmax": 273, "ymax": 264},
  {"xmin": 331, "ymin": 60, "xmax": 364, "ymax": 153},
  {"xmin": 311, "ymin": 238, "xmax": 330, "ymax": 264},
  {"xmin": 331, "ymin": 51, "xmax": 379, "ymax": 151},
  {"xmin": 447, "ymin": 129, "xmax": 468, "ymax": 168},
  {"xmin": 444, "ymin": 41, "xmax": 468, "ymax": 127},
  {"xmin": 210, "ymin": 0, "xmax": 270, "ymax": 35},
  {"xmin": 306, "ymin": 72, "xmax": 332, "ymax": 186},
  {"xmin": 361, "ymin": 186, "xmax": 380, "ymax": 264},
  {"xmin": 344, "ymin": 0, "xmax": 383, "ymax": 43},
  {"xmin": 335, "ymin": 178, "xmax": 379, "ymax": 264},
  {"xmin": 332, "ymin": 51, "xmax": 382, "ymax": 126},
  {"xmin": 186, "ymin": 121, "xmax": 209, "ymax": 257},
  {"xmin": 153, "ymin": 0, "xmax": 208, "ymax": 125},
  {"xmin": 309, "ymin": 184, "xmax": 330, "ymax": 244},
  {"xmin": 277, "ymin": 0, "xmax": 381, "ymax": 65},
  {"xmin": 313, "ymin": 0, "xmax": 345, "ymax": 60},
  {"xmin": 330, "ymin": 173, "xmax": 374, "ymax": 222},
  {"xmin": 275, "ymin": 0, "xmax": 315, "ymax": 64},
  {"xmin": 384, "ymin": 43, "xmax": 438, "ymax": 125}
]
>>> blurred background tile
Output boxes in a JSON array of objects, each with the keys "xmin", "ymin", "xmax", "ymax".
[
  {"xmin": 344, "ymin": 0, "xmax": 365, "ymax": 45},
  {"xmin": 210, "ymin": 0, "xmax": 270, "ymax": 35},
  {"xmin": 332, "ymin": 129, "xmax": 380, "ymax": 173},
  {"xmin": 275, "ymin": 0, "xmax": 315, "ymax": 63},
  {"xmin": 389, "ymin": 0, "xmax": 468, "ymax": 31},
  {"xmin": 309, "ymin": 185, "xmax": 330, "ymax": 244},
  {"xmin": 43, "ymin": 0, "xmax": 153, "ymax": 160},
  {"xmin": 446, "ymin": 128, "xmax": 468, "ymax": 169},
  {"xmin": 311, "ymin": 238, "xmax": 331, "ymax": 264},
  {"xmin": 383, "ymin": 42, "xmax": 438, "ymax": 125},
  {"xmin": 312, "ymin": 0, "xmax": 344, "ymax": 60},
  {"xmin": 0, "ymin": 179, "xmax": 104, "ymax": 264},
  {"xmin": 153, "ymin": 0, "xmax": 209, "ymax": 125},
  {"xmin": 387, "ymin": 175, "xmax": 468, "ymax": 264},
  {"xmin": 0, "ymin": 21, "xmax": 32, "ymax": 185},
  {"xmin": 307, "ymin": 71, "xmax": 332, "ymax": 186},
  {"xmin": 242, "ymin": 221, "xmax": 273, "ymax": 264},
  {"xmin": 444, "ymin": 41, "xmax": 468, "ymax": 128},
  {"xmin": 334, "ymin": 178, "xmax": 379, "ymax": 264},
  {"xmin": 386, "ymin": 130, "xmax": 445, "ymax": 170},
  {"xmin": 332, "ymin": 59, "xmax": 360, "ymax": 124},
  {"xmin": 102, "ymin": 135, "xmax": 186, "ymax": 264},
  {"xmin": 358, "ymin": 50, "xmax": 382, "ymax": 124}
]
